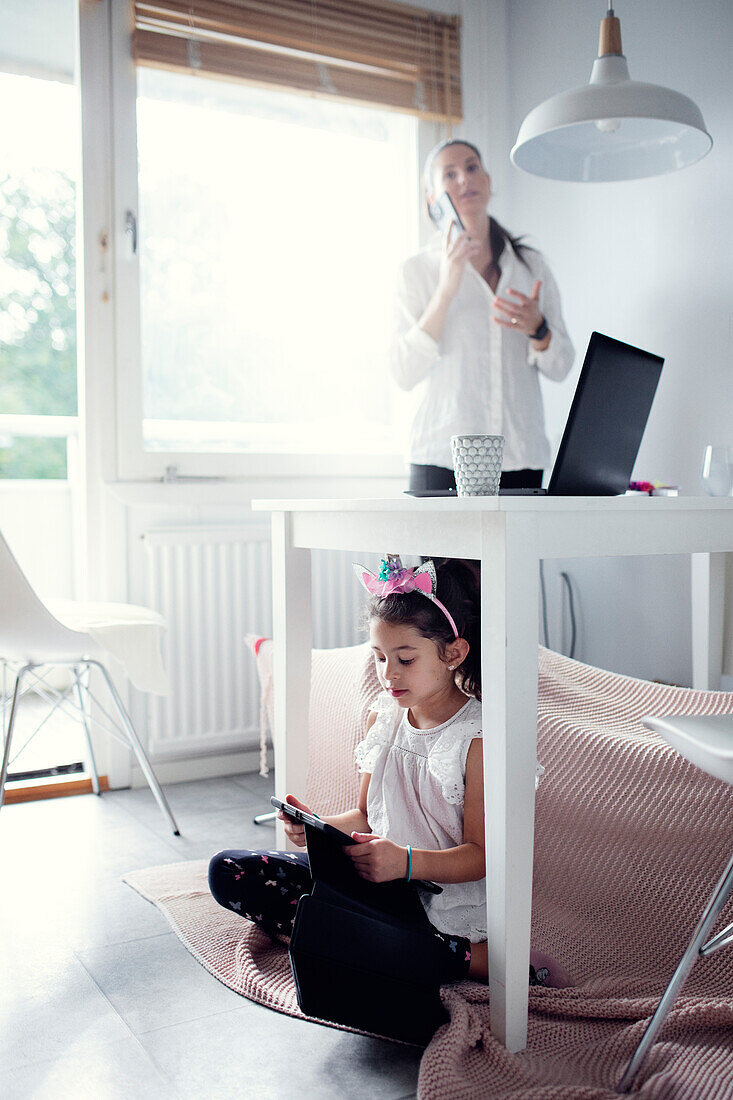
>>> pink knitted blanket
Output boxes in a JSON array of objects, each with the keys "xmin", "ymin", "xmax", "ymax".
[
  {"xmin": 418, "ymin": 649, "xmax": 733, "ymax": 1099},
  {"xmin": 126, "ymin": 645, "xmax": 733, "ymax": 1096}
]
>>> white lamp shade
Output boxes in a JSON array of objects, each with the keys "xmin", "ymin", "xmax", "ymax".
[{"xmin": 511, "ymin": 55, "xmax": 712, "ymax": 182}]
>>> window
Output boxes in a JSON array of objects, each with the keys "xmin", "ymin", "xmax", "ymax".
[
  {"xmin": 111, "ymin": 0, "xmax": 462, "ymax": 477},
  {"xmin": 0, "ymin": 70, "xmax": 78, "ymax": 479},
  {"xmin": 135, "ymin": 70, "xmax": 419, "ymax": 458}
]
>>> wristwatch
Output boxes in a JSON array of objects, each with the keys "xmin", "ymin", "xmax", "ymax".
[{"xmin": 530, "ymin": 316, "xmax": 549, "ymax": 341}]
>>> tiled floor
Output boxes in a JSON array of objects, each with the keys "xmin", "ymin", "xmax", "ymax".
[{"xmin": 0, "ymin": 773, "xmax": 421, "ymax": 1099}]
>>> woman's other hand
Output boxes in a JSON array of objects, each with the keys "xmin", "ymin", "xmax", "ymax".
[
  {"xmin": 277, "ymin": 793, "xmax": 312, "ymax": 847},
  {"xmin": 438, "ymin": 229, "xmax": 482, "ymax": 303},
  {"xmin": 493, "ymin": 279, "xmax": 544, "ymax": 335},
  {"xmin": 347, "ymin": 832, "xmax": 409, "ymax": 882}
]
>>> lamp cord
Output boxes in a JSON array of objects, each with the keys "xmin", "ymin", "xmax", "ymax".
[
  {"xmin": 560, "ymin": 571, "xmax": 577, "ymax": 659},
  {"xmin": 539, "ymin": 561, "xmax": 577, "ymax": 659},
  {"xmin": 539, "ymin": 559, "xmax": 550, "ymax": 648}
]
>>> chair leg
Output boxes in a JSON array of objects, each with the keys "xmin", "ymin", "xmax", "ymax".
[
  {"xmin": 617, "ymin": 851, "xmax": 733, "ymax": 1092},
  {"xmin": 89, "ymin": 661, "xmax": 180, "ymax": 836},
  {"xmin": 253, "ymin": 810, "xmax": 277, "ymax": 825},
  {"xmin": 0, "ymin": 667, "xmax": 29, "ymax": 812},
  {"xmin": 1, "ymin": 661, "xmax": 7, "ymax": 746},
  {"xmin": 701, "ymin": 920, "xmax": 733, "ymax": 956},
  {"xmin": 75, "ymin": 666, "xmax": 100, "ymax": 795}
]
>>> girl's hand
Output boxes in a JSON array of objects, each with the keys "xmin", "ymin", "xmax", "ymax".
[
  {"xmin": 347, "ymin": 832, "xmax": 409, "ymax": 883},
  {"xmin": 493, "ymin": 279, "xmax": 544, "ymax": 335},
  {"xmin": 437, "ymin": 229, "xmax": 482, "ymax": 302},
  {"xmin": 277, "ymin": 793, "xmax": 312, "ymax": 848}
]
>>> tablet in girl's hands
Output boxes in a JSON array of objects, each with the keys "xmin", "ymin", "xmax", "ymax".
[
  {"xmin": 270, "ymin": 796, "xmax": 356, "ymax": 846},
  {"xmin": 271, "ymin": 796, "xmax": 442, "ymax": 894}
]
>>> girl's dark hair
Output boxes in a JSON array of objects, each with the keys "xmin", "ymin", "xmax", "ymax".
[{"xmin": 366, "ymin": 558, "xmax": 482, "ymax": 700}]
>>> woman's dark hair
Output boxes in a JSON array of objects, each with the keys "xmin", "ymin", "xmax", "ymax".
[
  {"xmin": 424, "ymin": 138, "xmax": 533, "ymax": 274},
  {"xmin": 489, "ymin": 215, "xmax": 533, "ymax": 274},
  {"xmin": 366, "ymin": 558, "xmax": 482, "ymax": 700}
]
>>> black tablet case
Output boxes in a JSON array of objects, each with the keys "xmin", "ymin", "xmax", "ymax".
[{"xmin": 288, "ymin": 822, "xmax": 448, "ymax": 1045}]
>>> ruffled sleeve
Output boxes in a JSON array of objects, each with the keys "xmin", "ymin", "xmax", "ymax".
[
  {"xmin": 354, "ymin": 692, "xmax": 398, "ymax": 774},
  {"xmin": 424, "ymin": 721, "xmax": 482, "ymax": 809},
  {"xmin": 429, "ymin": 728, "xmax": 545, "ymax": 802}
]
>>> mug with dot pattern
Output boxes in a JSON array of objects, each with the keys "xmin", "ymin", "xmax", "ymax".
[{"xmin": 450, "ymin": 434, "xmax": 505, "ymax": 496}]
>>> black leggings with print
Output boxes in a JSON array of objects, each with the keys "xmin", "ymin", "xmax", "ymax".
[{"xmin": 208, "ymin": 847, "xmax": 472, "ymax": 982}]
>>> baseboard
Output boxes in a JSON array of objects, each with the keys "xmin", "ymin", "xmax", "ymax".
[
  {"xmin": 3, "ymin": 775, "xmax": 111, "ymax": 804},
  {"xmin": 129, "ymin": 748, "xmax": 273, "ymax": 787},
  {"xmin": 3, "ymin": 752, "xmax": 272, "ymax": 799}
]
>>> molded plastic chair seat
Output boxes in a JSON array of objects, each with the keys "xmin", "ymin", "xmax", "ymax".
[
  {"xmin": 641, "ymin": 713, "xmax": 733, "ymax": 785},
  {"xmin": 617, "ymin": 711, "xmax": 733, "ymax": 1091},
  {"xmin": 0, "ymin": 530, "xmax": 179, "ymax": 834}
]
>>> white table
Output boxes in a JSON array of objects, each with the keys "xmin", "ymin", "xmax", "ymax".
[{"xmin": 252, "ymin": 494, "xmax": 733, "ymax": 1052}]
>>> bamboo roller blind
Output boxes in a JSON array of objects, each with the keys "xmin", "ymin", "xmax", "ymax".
[{"xmin": 133, "ymin": 0, "xmax": 462, "ymax": 123}]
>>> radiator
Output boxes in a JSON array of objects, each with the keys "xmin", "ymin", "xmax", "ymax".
[{"xmin": 140, "ymin": 527, "xmax": 365, "ymax": 757}]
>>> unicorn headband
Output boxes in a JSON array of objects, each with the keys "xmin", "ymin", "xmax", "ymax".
[{"xmin": 353, "ymin": 554, "xmax": 459, "ymax": 639}]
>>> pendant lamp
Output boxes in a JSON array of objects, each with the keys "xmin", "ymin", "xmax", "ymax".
[{"xmin": 510, "ymin": 6, "xmax": 712, "ymax": 182}]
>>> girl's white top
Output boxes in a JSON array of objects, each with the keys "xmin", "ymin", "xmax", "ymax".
[{"xmin": 354, "ymin": 691, "xmax": 487, "ymax": 942}]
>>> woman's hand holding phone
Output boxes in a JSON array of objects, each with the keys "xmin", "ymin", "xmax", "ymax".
[
  {"xmin": 277, "ymin": 793, "xmax": 312, "ymax": 847},
  {"xmin": 438, "ymin": 230, "xmax": 481, "ymax": 303}
]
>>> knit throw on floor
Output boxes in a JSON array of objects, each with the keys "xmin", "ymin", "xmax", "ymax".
[{"xmin": 124, "ymin": 648, "xmax": 733, "ymax": 1098}]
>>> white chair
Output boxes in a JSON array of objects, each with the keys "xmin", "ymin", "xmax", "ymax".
[
  {"xmin": 617, "ymin": 713, "xmax": 733, "ymax": 1092},
  {"xmin": 0, "ymin": 531, "xmax": 179, "ymax": 835}
]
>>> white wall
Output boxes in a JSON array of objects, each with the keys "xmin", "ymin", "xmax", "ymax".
[
  {"xmin": 0, "ymin": 483, "xmax": 75, "ymax": 597},
  {"xmin": 490, "ymin": 0, "xmax": 732, "ymax": 684}
]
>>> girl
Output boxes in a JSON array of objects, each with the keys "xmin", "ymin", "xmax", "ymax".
[
  {"xmin": 209, "ymin": 555, "xmax": 566, "ymax": 988},
  {"xmin": 390, "ymin": 139, "xmax": 574, "ymax": 493}
]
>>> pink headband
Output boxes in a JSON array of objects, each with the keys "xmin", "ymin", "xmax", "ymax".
[{"xmin": 353, "ymin": 555, "xmax": 459, "ymax": 639}]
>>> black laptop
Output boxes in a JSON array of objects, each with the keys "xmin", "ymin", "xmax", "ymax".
[{"xmin": 406, "ymin": 332, "xmax": 663, "ymax": 497}]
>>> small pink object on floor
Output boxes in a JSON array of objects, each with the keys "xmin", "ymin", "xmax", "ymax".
[{"xmin": 529, "ymin": 948, "xmax": 571, "ymax": 989}]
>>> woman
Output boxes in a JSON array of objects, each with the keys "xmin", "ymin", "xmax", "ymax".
[{"xmin": 390, "ymin": 139, "xmax": 574, "ymax": 492}]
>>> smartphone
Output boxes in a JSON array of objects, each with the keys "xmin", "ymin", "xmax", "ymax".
[
  {"xmin": 428, "ymin": 190, "xmax": 465, "ymax": 240},
  {"xmin": 271, "ymin": 796, "xmax": 443, "ymax": 894}
]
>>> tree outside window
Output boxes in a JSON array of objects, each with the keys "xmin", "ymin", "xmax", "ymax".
[
  {"xmin": 0, "ymin": 70, "xmax": 78, "ymax": 480},
  {"xmin": 0, "ymin": 168, "xmax": 77, "ymax": 478}
]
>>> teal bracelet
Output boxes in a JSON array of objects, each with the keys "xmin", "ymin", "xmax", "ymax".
[{"xmin": 406, "ymin": 845, "xmax": 412, "ymax": 883}]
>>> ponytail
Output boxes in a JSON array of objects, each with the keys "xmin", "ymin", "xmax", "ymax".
[{"xmin": 489, "ymin": 216, "xmax": 533, "ymax": 273}]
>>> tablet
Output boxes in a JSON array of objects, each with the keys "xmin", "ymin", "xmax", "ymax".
[
  {"xmin": 403, "ymin": 488, "xmax": 547, "ymax": 497},
  {"xmin": 271, "ymin": 796, "xmax": 443, "ymax": 895},
  {"xmin": 403, "ymin": 488, "xmax": 456, "ymax": 497},
  {"xmin": 271, "ymin": 796, "xmax": 356, "ymax": 846}
]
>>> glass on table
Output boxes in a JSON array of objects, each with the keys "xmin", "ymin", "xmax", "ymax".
[{"xmin": 701, "ymin": 445, "xmax": 733, "ymax": 496}]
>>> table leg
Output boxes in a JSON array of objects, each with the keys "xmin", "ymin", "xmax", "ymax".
[
  {"xmin": 691, "ymin": 552, "xmax": 726, "ymax": 690},
  {"xmin": 271, "ymin": 512, "xmax": 312, "ymax": 849},
  {"xmin": 481, "ymin": 513, "xmax": 539, "ymax": 1052}
]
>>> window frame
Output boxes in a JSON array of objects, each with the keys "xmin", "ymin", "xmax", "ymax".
[{"xmin": 108, "ymin": 0, "xmax": 440, "ymax": 482}]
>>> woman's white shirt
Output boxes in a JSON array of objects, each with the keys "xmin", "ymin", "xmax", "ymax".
[
  {"xmin": 390, "ymin": 236, "xmax": 574, "ymax": 471},
  {"xmin": 354, "ymin": 691, "xmax": 487, "ymax": 942}
]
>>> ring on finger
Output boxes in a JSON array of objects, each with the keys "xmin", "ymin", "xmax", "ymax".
[{"xmin": 511, "ymin": 317, "xmax": 518, "ymax": 325}]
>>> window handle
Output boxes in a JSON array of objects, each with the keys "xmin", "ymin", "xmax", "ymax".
[{"xmin": 125, "ymin": 210, "xmax": 137, "ymax": 255}]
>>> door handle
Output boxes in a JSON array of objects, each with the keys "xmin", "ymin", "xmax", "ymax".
[{"xmin": 124, "ymin": 210, "xmax": 137, "ymax": 255}]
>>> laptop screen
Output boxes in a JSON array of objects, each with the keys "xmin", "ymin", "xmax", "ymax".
[{"xmin": 547, "ymin": 332, "xmax": 663, "ymax": 496}]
